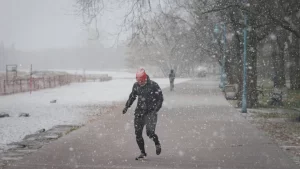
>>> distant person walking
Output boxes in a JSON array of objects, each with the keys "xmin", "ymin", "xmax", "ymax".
[
  {"xmin": 169, "ymin": 69, "xmax": 175, "ymax": 91},
  {"xmin": 123, "ymin": 68, "xmax": 164, "ymax": 160}
]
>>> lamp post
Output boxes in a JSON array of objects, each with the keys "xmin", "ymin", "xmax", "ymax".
[
  {"xmin": 241, "ymin": 0, "xmax": 248, "ymax": 113},
  {"xmin": 214, "ymin": 24, "xmax": 226, "ymax": 91}
]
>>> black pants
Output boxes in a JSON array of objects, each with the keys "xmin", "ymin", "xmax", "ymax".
[
  {"xmin": 170, "ymin": 79, "xmax": 174, "ymax": 91},
  {"xmin": 134, "ymin": 113, "xmax": 160, "ymax": 154}
]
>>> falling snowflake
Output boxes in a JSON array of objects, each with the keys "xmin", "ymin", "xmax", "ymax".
[
  {"xmin": 179, "ymin": 150, "xmax": 184, "ymax": 156},
  {"xmin": 226, "ymin": 33, "xmax": 234, "ymax": 41},
  {"xmin": 284, "ymin": 16, "xmax": 290, "ymax": 21},
  {"xmin": 98, "ymin": 133, "xmax": 103, "ymax": 138},
  {"xmin": 269, "ymin": 33, "xmax": 277, "ymax": 40},
  {"xmin": 250, "ymin": 47, "xmax": 255, "ymax": 52},
  {"xmin": 69, "ymin": 147, "xmax": 74, "ymax": 151},
  {"xmin": 125, "ymin": 123, "xmax": 130, "ymax": 130},
  {"xmin": 247, "ymin": 26, "xmax": 252, "ymax": 32},
  {"xmin": 213, "ymin": 131, "xmax": 218, "ymax": 136}
]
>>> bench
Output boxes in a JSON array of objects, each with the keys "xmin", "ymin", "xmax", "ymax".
[{"xmin": 269, "ymin": 88, "xmax": 283, "ymax": 106}]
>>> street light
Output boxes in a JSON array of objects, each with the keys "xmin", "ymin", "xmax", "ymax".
[
  {"xmin": 214, "ymin": 24, "xmax": 226, "ymax": 91},
  {"xmin": 241, "ymin": 0, "xmax": 248, "ymax": 113}
]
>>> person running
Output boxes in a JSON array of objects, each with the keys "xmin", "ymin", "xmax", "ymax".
[{"xmin": 122, "ymin": 68, "xmax": 164, "ymax": 160}]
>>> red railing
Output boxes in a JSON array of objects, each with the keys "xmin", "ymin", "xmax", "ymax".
[{"xmin": 0, "ymin": 75, "xmax": 85, "ymax": 95}]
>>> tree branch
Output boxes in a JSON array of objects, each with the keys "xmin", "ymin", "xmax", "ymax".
[
  {"xmin": 267, "ymin": 11, "xmax": 300, "ymax": 38},
  {"xmin": 202, "ymin": 4, "xmax": 240, "ymax": 14}
]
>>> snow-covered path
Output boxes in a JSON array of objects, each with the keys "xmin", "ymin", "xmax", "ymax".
[
  {"xmin": 0, "ymin": 77, "xmax": 189, "ymax": 151},
  {"xmin": 3, "ymin": 79, "xmax": 298, "ymax": 169}
]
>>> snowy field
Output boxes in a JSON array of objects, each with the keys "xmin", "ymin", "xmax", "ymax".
[
  {"xmin": 50, "ymin": 69, "xmax": 136, "ymax": 79},
  {"xmin": 0, "ymin": 73, "xmax": 189, "ymax": 151}
]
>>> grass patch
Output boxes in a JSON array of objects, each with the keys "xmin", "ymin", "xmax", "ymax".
[
  {"xmin": 253, "ymin": 111, "xmax": 300, "ymax": 120},
  {"xmin": 250, "ymin": 116, "xmax": 300, "ymax": 166},
  {"xmin": 255, "ymin": 112, "xmax": 282, "ymax": 118},
  {"xmin": 257, "ymin": 79, "xmax": 274, "ymax": 88},
  {"xmin": 285, "ymin": 90, "xmax": 300, "ymax": 108},
  {"xmin": 257, "ymin": 88, "xmax": 300, "ymax": 109}
]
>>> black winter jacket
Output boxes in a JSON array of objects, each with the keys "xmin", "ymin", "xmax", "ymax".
[
  {"xmin": 125, "ymin": 76, "xmax": 164, "ymax": 116},
  {"xmin": 169, "ymin": 72, "xmax": 175, "ymax": 81}
]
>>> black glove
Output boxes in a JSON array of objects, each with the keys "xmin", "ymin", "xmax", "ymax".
[{"xmin": 123, "ymin": 107, "xmax": 128, "ymax": 114}]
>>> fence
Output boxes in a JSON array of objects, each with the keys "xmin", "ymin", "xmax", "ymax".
[
  {"xmin": 84, "ymin": 74, "xmax": 112, "ymax": 82},
  {"xmin": 0, "ymin": 75, "xmax": 85, "ymax": 96}
]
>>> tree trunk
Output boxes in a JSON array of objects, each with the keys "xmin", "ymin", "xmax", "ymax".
[
  {"xmin": 275, "ymin": 30, "xmax": 287, "ymax": 88},
  {"xmin": 276, "ymin": 42, "xmax": 286, "ymax": 88},
  {"xmin": 246, "ymin": 31, "xmax": 258, "ymax": 108},
  {"xmin": 290, "ymin": 61, "xmax": 297, "ymax": 89},
  {"xmin": 271, "ymin": 43, "xmax": 279, "ymax": 87},
  {"xmin": 296, "ymin": 39, "xmax": 300, "ymax": 89},
  {"xmin": 226, "ymin": 11, "xmax": 243, "ymax": 105},
  {"xmin": 225, "ymin": 57, "xmax": 234, "ymax": 84},
  {"xmin": 234, "ymin": 34, "xmax": 243, "ymax": 104},
  {"xmin": 289, "ymin": 34, "xmax": 300, "ymax": 90}
]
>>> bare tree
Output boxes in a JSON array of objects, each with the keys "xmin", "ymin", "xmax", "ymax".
[{"xmin": 76, "ymin": 0, "xmax": 300, "ymax": 105}]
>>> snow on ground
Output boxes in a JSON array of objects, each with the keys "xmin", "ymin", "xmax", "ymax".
[{"xmin": 0, "ymin": 76, "xmax": 189, "ymax": 151}]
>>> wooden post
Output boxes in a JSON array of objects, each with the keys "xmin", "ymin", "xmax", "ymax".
[
  {"xmin": 30, "ymin": 64, "xmax": 32, "ymax": 94},
  {"xmin": 6, "ymin": 65, "xmax": 8, "ymax": 85},
  {"xmin": 33, "ymin": 78, "xmax": 36, "ymax": 90},
  {"xmin": 12, "ymin": 80, "xmax": 15, "ymax": 94},
  {"xmin": 4, "ymin": 80, "xmax": 6, "ymax": 95},
  {"xmin": 27, "ymin": 79, "xmax": 29, "ymax": 92},
  {"xmin": 20, "ymin": 79, "xmax": 22, "ymax": 92},
  {"xmin": 43, "ymin": 77, "xmax": 45, "ymax": 89}
]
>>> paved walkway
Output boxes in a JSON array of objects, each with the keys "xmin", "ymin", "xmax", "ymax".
[{"xmin": 4, "ymin": 79, "xmax": 299, "ymax": 169}]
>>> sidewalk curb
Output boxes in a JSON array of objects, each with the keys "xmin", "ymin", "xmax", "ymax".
[{"xmin": 0, "ymin": 125, "xmax": 82, "ymax": 168}]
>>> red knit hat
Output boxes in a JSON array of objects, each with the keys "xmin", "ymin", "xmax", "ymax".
[{"xmin": 136, "ymin": 68, "xmax": 147, "ymax": 86}]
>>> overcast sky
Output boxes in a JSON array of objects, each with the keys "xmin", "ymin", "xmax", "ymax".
[{"xmin": 0, "ymin": 0, "xmax": 126, "ymax": 51}]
